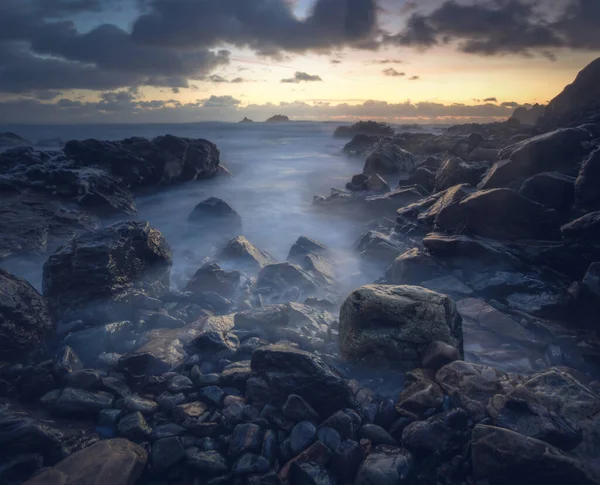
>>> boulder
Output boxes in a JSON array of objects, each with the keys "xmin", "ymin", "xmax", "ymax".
[
  {"xmin": 43, "ymin": 221, "xmax": 172, "ymax": 325},
  {"xmin": 363, "ymin": 143, "xmax": 416, "ymax": 176},
  {"xmin": 342, "ymin": 134, "xmax": 386, "ymax": 156},
  {"xmin": 385, "ymin": 248, "xmax": 442, "ymax": 285},
  {"xmin": 219, "ymin": 236, "xmax": 276, "ymax": 270},
  {"xmin": 250, "ymin": 344, "xmax": 355, "ymax": 418},
  {"xmin": 257, "ymin": 262, "xmax": 320, "ymax": 295},
  {"xmin": 346, "ymin": 173, "xmax": 390, "ymax": 193},
  {"xmin": 356, "ymin": 231, "xmax": 406, "ymax": 265},
  {"xmin": 417, "ymin": 183, "xmax": 474, "ymax": 225},
  {"xmin": 561, "ymin": 212, "xmax": 600, "ymax": 244},
  {"xmin": 339, "ymin": 285, "xmax": 463, "ymax": 368},
  {"xmin": 434, "ymin": 157, "xmax": 488, "ymax": 192},
  {"xmin": 334, "ymin": 121, "xmax": 394, "ymax": 138},
  {"xmin": 575, "ymin": 148, "xmax": 600, "ymax": 212},
  {"xmin": 22, "ymin": 438, "xmax": 147, "ymax": 485},
  {"xmin": 436, "ymin": 188, "xmax": 561, "ymax": 241},
  {"xmin": 354, "ymin": 445, "xmax": 414, "ymax": 485},
  {"xmin": 185, "ymin": 263, "xmax": 241, "ymax": 299},
  {"xmin": 188, "ymin": 197, "xmax": 242, "ymax": 232},
  {"xmin": 471, "ymin": 425, "xmax": 600, "ymax": 485},
  {"xmin": 0, "ymin": 269, "xmax": 53, "ymax": 361},
  {"xmin": 287, "ymin": 236, "xmax": 327, "ymax": 262},
  {"xmin": 480, "ymin": 128, "xmax": 590, "ymax": 189},
  {"xmin": 519, "ymin": 172, "xmax": 575, "ymax": 212}
]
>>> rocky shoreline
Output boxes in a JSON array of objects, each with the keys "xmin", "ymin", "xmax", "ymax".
[{"xmin": 1, "ymin": 59, "xmax": 600, "ymax": 485}]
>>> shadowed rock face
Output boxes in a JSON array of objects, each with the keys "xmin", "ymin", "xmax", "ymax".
[
  {"xmin": 339, "ymin": 285, "xmax": 463, "ymax": 369},
  {"xmin": 0, "ymin": 268, "xmax": 54, "ymax": 361},
  {"xmin": 43, "ymin": 220, "xmax": 172, "ymax": 325}
]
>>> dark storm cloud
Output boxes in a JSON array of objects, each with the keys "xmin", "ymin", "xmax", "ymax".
[
  {"xmin": 281, "ymin": 72, "xmax": 324, "ymax": 83},
  {"xmin": 202, "ymin": 95, "xmax": 242, "ymax": 108},
  {"xmin": 383, "ymin": 68, "xmax": 405, "ymax": 77},
  {"xmin": 386, "ymin": 0, "xmax": 600, "ymax": 56},
  {"xmin": 131, "ymin": 0, "xmax": 379, "ymax": 54}
]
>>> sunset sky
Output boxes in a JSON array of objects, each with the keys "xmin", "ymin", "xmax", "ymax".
[{"xmin": 1, "ymin": 0, "xmax": 599, "ymax": 124}]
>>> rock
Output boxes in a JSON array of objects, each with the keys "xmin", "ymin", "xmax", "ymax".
[
  {"xmin": 575, "ymin": 148, "xmax": 600, "ymax": 212},
  {"xmin": 436, "ymin": 188, "xmax": 561, "ymax": 241},
  {"xmin": 173, "ymin": 401, "xmax": 209, "ymax": 423},
  {"xmin": 283, "ymin": 395, "xmax": 320, "ymax": 423},
  {"xmin": 22, "ymin": 438, "xmax": 147, "ymax": 485},
  {"xmin": 279, "ymin": 441, "xmax": 332, "ymax": 481},
  {"xmin": 123, "ymin": 395, "xmax": 158, "ymax": 416},
  {"xmin": 186, "ymin": 263, "xmax": 241, "ymax": 298},
  {"xmin": 359, "ymin": 424, "xmax": 397, "ymax": 446},
  {"xmin": 233, "ymin": 453, "xmax": 270, "ymax": 475},
  {"xmin": 334, "ymin": 121, "xmax": 394, "ymax": 138},
  {"xmin": 257, "ymin": 262, "xmax": 320, "ymax": 295},
  {"xmin": 417, "ymin": 183, "xmax": 474, "ymax": 225},
  {"xmin": 187, "ymin": 449, "xmax": 228, "ymax": 474},
  {"xmin": 434, "ymin": 157, "xmax": 488, "ymax": 192},
  {"xmin": 198, "ymin": 386, "xmax": 226, "ymax": 407},
  {"xmin": 354, "ymin": 445, "xmax": 414, "ymax": 485},
  {"xmin": 266, "ymin": 115, "xmax": 290, "ymax": 123},
  {"xmin": 287, "ymin": 236, "xmax": 327, "ymax": 262},
  {"xmin": 53, "ymin": 346, "xmax": 84, "ymax": 379},
  {"xmin": 471, "ymin": 425, "xmax": 600, "ymax": 485},
  {"xmin": 240, "ymin": 117, "xmax": 254, "ymax": 123},
  {"xmin": 0, "ymin": 132, "xmax": 31, "ymax": 147},
  {"xmin": 330, "ymin": 440, "xmax": 363, "ymax": 483},
  {"xmin": 321, "ymin": 410, "xmax": 359, "ymax": 441},
  {"xmin": 117, "ymin": 412, "xmax": 152, "ymax": 442},
  {"xmin": 229, "ymin": 423, "xmax": 264, "ymax": 456},
  {"xmin": 301, "ymin": 254, "xmax": 335, "ymax": 287},
  {"xmin": 43, "ymin": 220, "xmax": 172, "ymax": 325},
  {"xmin": 251, "ymin": 344, "xmax": 354, "ymax": 418},
  {"xmin": 422, "ymin": 341, "xmax": 460, "ymax": 370},
  {"xmin": 385, "ymin": 248, "xmax": 442, "ymax": 285},
  {"xmin": 151, "ymin": 437, "xmax": 185, "ymax": 472},
  {"xmin": 52, "ymin": 388, "xmax": 114, "ymax": 416},
  {"xmin": 396, "ymin": 369, "xmax": 445, "ymax": 420},
  {"xmin": 0, "ymin": 269, "xmax": 54, "ymax": 361},
  {"xmin": 219, "ymin": 236, "xmax": 276, "ymax": 270},
  {"xmin": 290, "ymin": 462, "xmax": 334, "ymax": 485},
  {"xmin": 363, "ymin": 143, "xmax": 416, "ymax": 175},
  {"xmin": 519, "ymin": 172, "xmax": 575, "ymax": 212},
  {"xmin": 561, "ymin": 211, "xmax": 600, "ymax": 244},
  {"xmin": 188, "ymin": 197, "xmax": 242, "ymax": 232},
  {"xmin": 290, "ymin": 421, "xmax": 317, "ymax": 455},
  {"xmin": 219, "ymin": 360, "xmax": 251, "ymax": 389},
  {"xmin": 317, "ymin": 427, "xmax": 341, "ymax": 452},
  {"xmin": 347, "ymin": 173, "xmax": 390, "ymax": 193},
  {"xmin": 339, "ymin": 285, "xmax": 463, "ymax": 369},
  {"xmin": 480, "ymin": 128, "xmax": 590, "ymax": 189},
  {"xmin": 235, "ymin": 304, "xmax": 289, "ymax": 330},
  {"xmin": 343, "ymin": 134, "xmax": 387, "ymax": 156},
  {"xmin": 356, "ymin": 231, "xmax": 405, "ymax": 265},
  {"xmin": 582, "ymin": 262, "xmax": 600, "ymax": 299}
]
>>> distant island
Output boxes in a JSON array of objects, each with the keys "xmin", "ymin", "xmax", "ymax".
[
  {"xmin": 265, "ymin": 115, "xmax": 290, "ymax": 123},
  {"xmin": 239, "ymin": 117, "xmax": 254, "ymax": 123},
  {"xmin": 333, "ymin": 120, "xmax": 395, "ymax": 138}
]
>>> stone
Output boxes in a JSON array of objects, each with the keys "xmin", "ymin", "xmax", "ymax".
[
  {"xmin": 321, "ymin": 410, "xmax": 359, "ymax": 441},
  {"xmin": 354, "ymin": 445, "xmax": 414, "ymax": 485},
  {"xmin": 363, "ymin": 142, "xmax": 416, "ymax": 175},
  {"xmin": 330, "ymin": 440, "xmax": 363, "ymax": 483},
  {"xmin": 251, "ymin": 344, "xmax": 355, "ymax": 418},
  {"xmin": 434, "ymin": 157, "xmax": 488, "ymax": 192},
  {"xmin": 188, "ymin": 197, "xmax": 242, "ymax": 232},
  {"xmin": 186, "ymin": 263, "xmax": 241, "ymax": 299},
  {"xmin": 471, "ymin": 425, "xmax": 600, "ymax": 485},
  {"xmin": 283, "ymin": 395, "xmax": 320, "ymax": 423},
  {"xmin": 22, "ymin": 438, "xmax": 147, "ymax": 485},
  {"xmin": 0, "ymin": 268, "xmax": 54, "ymax": 361},
  {"xmin": 385, "ymin": 248, "xmax": 442, "ymax": 285},
  {"xmin": 359, "ymin": 424, "xmax": 397, "ymax": 446},
  {"xmin": 301, "ymin": 254, "xmax": 335, "ymax": 287},
  {"xmin": 198, "ymin": 386, "xmax": 226, "ymax": 407},
  {"xmin": 52, "ymin": 388, "xmax": 114, "ymax": 415},
  {"xmin": 520, "ymin": 172, "xmax": 575, "ymax": 212},
  {"xmin": 335, "ymin": 121, "xmax": 394, "ymax": 138},
  {"xmin": 173, "ymin": 402, "xmax": 210, "ymax": 423},
  {"xmin": 317, "ymin": 428, "xmax": 341, "ymax": 452},
  {"xmin": 396, "ymin": 369, "xmax": 445, "ymax": 420},
  {"xmin": 339, "ymin": 285, "xmax": 463, "ymax": 369},
  {"xmin": 52, "ymin": 346, "xmax": 83, "ymax": 380},
  {"xmin": 123, "ymin": 395, "xmax": 158, "ymax": 416},
  {"xmin": 356, "ymin": 231, "xmax": 405, "ymax": 265},
  {"xmin": 219, "ymin": 236, "xmax": 276, "ymax": 271},
  {"xmin": 561, "ymin": 211, "xmax": 600, "ymax": 244},
  {"xmin": 576, "ymin": 148, "xmax": 600, "ymax": 212},
  {"xmin": 229, "ymin": 423, "xmax": 264, "ymax": 456},
  {"xmin": 117, "ymin": 412, "xmax": 152, "ymax": 442},
  {"xmin": 289, "ymin": 462, "xmax": 335, "ymax": 485},
  {"xmin": 257, "ymin": 262, "xmax": 320, "ymax": 295},
  {"xmin": 421, "ymin": 341, "xmax": 460, "ymax": 370},
  {"xmin": 290, "ymin": 421, "xmax": 317, "ymax": 455},
  {"xmin": 279, "ymin": 441, "xmax": 332, "ymax": 481},
  {"xmin": 187, "ymin": 449, "xmax": 228, "ymax": 475},
  {"xmin": 43, "ymin": 221, "xmax": 172, "ymax": 325},
  {"xmin": 233, "ymin": 453, "xmax": 270, "ymax": 475},
  {"xmin": 287, "ymin": 236, "xmax": 327, "ymax": 262},
  {"xmin": 151, "ymin": 437, "xmax": 185, "ymax": 472},
  {"xmin": 417, "ymin": 183, "xmax": 474, "ymax": 225}
]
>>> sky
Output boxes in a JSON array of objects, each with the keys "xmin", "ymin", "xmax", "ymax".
[{"xmin": 0, "ymin": 0, "xmax": 599, "ymax": 124}]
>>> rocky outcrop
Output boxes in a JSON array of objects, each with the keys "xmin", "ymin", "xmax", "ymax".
[
  {"xmin": 519, "ymin": 172, "xmax": 575, "ymax": 212},
  {"xmin": 219, "ymin": 236, "xmax": 276, "ymax": 271},
  {"xmin": 188, "ymin": 197, "xmax": 242, "ymax": 233},
  {"xmin": 363, "ymin": 142, "xmax": 416, "ymax": 176},
  {"xmin": 575, "ymin": 148, "xmax": 600, "ymax": 212},
  {"xmin": 511, "ymin": 104, "xmax": 546, "ymax": 125},
  {"xmin": 434, "ymin": 157, "xmax": 488, "ymax": 192},
  {"xmin": 185, "ymin": 263, "xmax": 241, "ymax": 299},
  {"xmin": 0, "ymin": 269, "xmax": 54, "ymax": 361},
  {"xmin": 334, "ymin": 121, "xmax": 394, "ymax": 138},
  {"xmin": 43, "ymin": 220, "xmax": 172, "ymax": 324},
  {"xmin": 339, "ymin": 285, "xmax": 463, "ymax": 368},
  {"xmin": 265, "ymin": 115, "xmax": 290, "ymax": 123},
  {"xmin": 239, "ymin": 117, "xmax": 254, "ymax": 123}
]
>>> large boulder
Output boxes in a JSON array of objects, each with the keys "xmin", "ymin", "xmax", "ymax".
[
  {"xmin": 342, "ymin": 134, "xmax": 387, "ymax": 157},
  {"xmin": 0, "ymin": 269, "xmax": 54, "ymax": 361},
  {"xmin": 188, "ymin": 197, "xmax": 242, "ymax": 233},
  {"xmin": 354, "ymin": 445, "xmax": 414, "ymax": 485},
  {"xmin": 185, "ymin": 263, "xmax": 241, "ymax": 299},
  {"xmin": 23, "ymin": 438, "xmax": 147, "ymax": 485},
  {"xmin": 436, "ymin": 188, "xmax": 561, "ymax": 241},
  {"xmin": 43, "ymin": 221, "xmax": 172, "ymax": 324},
  {"xmin": 519, "ymin": 172, "xmax": 575, "ymax": 212},
  {"xmin": 250, "ymin": 344, "xmax": 355, "ymax": 418},
  {"xmin": 339, "ymin": 285, "xmax": 463, "ymax": 369},
  {"xmin": 480, "ymin": 128, "xmax": 590, "ymax": 190},
  {"xmin": 561, "ymin": 212, "xmax": 600, "ymax": 244},
  {"xmin": 219, "ymin": 236, "xmax": 276, "ymax": 271},
  {"xmin": 434, "ymin": 157, "xmax": 488, "ymax": 192},
  {"xmin": 363, "ymin": 143, "xmax": 416, "ymax": 176},
  {"xmin": 575, "ymin": 148, "xmax": 600, "ymax": 212}
]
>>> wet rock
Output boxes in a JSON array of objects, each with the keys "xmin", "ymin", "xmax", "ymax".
[
  {"xmin": 219, "ymin": 360, "xmax": 252, "ymax": 389},
  {"xmin": 187, "ymin": 449, "xmax": 228, "ymax": 475},
  {"xmin": 52, "ymin": 388, "xmax": 114, "ymax": 416},
  {"xmin": 335, "ymin": 121, "xmax": 394, "ymax": 138},
  {"xmin": 359, "ymin": 424, "xmax": 397, "ymax": 446},
  {"xmin": 98, "ymin": 409, "xmax": 122, "ymax": 429},
  {"xmin": 363, "ymin": 142, "xmax": 416, "ymax": 175},
  {"xmin": 43, "ymin": 220, "xmax": 172, "ymax": 325},
  {"xmin": 219, "ymin": 236, "xmax": 276, "ymax": 271},
  {"xmin": 317, "ymin": 427, "xmax": 341, "ymax": 452},
  {"xmin": 235, "ymin": 304, "xmax": 289, "ymax": 330},
  {"xmin": 417, "ymin": 183, "xmax": 474, "ymax": 226},
  {"xmin": 173, "ymin": 401, "xmax": 209, "ymax": 424},
  {"xmin": 287, "ymin": 236, "xmax": 327, "ymax": 262},
  {"xmin": 330, "ymin": 439, "xmax": 363, "ymax": 483},
  {"xmin": 64, "ymin": 321, "xmax": 137, "ymax": 366},
  {"xmin": 575, "ymin": 148, "xmax": 600, "ymax": 212},
  {"xmin": 561, "ymin": 211, "xmax": 600, "ymax": 245},
  {"xmin": 0, "ymin": 268, "xmax": 54, "ymax": 361},
  {"xmin": 436, "ymin": 188, "xmax": 561, "ymax": 241},
  {"xmin": 471, "ymin": 425, "xmax": 600, "ymax": 485},
  {"xmin": 123, "ymin": 395, "xmax": 158, "ymax": 416},
  {"xmin": 186, "ymin": 263, "xmax": 241, "ymax": 299},
  {"xmin": 0, "ymin": 132, "xmax": 31, "ymax": 147},
  {"xmin": 356, "ymin": 231, "xmax": 405, "ymax": 266},
  {"xmin": 519, "ymin": 172, "xmax": 575, "ymax": 212},
  {"xmin": 233, "ymin": 453, "xmax": 270, "ymax": 475},
  {"xmin": 22, "ymin": 438, "xmax": 147, "ymax": 485},
  {"xmin": 198, "ymin": 386, "xmax": 226, "ymax": 407},
  {"xmin": 151, "ymin": 437, "xmax": 185, "ymax": 472},
  {"xmin": 283, "ymin": 395, "xmax": 320, "ymax": 423},
  {"xmin": 434, "ymin": 157, "xmax": 488, "ymax": 192},
  {"xmin": 290, "ymin": 421, "xmax": 317, "ymax": 455},
  {"xmin": 167, "ymin": 375, "xmax": 194, "ymax": 393},
  {"xmin": 339, "ymin": 285, "xmax": 463, "ymax": 369},
  {"xmin": 354, "ymin": 445, "xmax": 414, "ymax": 485},
  {"xmin": 321, "ymin": 410, "xmax": 361, "ymax": 441},
  {"xmin": 190, "ymin": 330, "xmax": 239, "ymax": 359},
  {"xmin": 279, "ymin": 441, "xmax": 332, "ymax": 482},
  {"xmin": 422, "ymin": 341, "xmax": 460, "ymax": 370},
  {"xmin": 251, "ymin": 344, "xmax": 355, "ymax": 418},
  {"xmin": 385, "ymin": 248, "xmax": 442, "ymax": 285},
  {"xmin": 301, "ymin": 254, "xmax": 335, "ymax": 287},
  {"xmin": 0, "ymin": 453, "xmax": 44, "ymax": 483},
  {"xmin": 52, "ymin": 347, "xmax": 84, "ymax": 380},
  {"xmin": 262, "ymin": 429, "xmax": 279, "ymax": 464},
  {"xmin": 257, "ymin": 262, "xmax": 320, "ymax": 295},
  {"xmin": 396, "ymin": 369, "xmax": 445, "ymax": 420},
  {"xmin": 229, "ymin": 423, "xmax": 264, "ymax": 456},
  {"xmin": 117, "ymin": 412, "xmax": 152, "ymax": 442},
  {"xmin": 188, "ymin": 197, "xmax": 242, "ymax": 233},
  {"xmin": 248, "ymin": 472, "xmax": 281, "ymax": 485},
  {"xmin": 290, "ymin": 462, "xmax": 334, "ymax": 485}
]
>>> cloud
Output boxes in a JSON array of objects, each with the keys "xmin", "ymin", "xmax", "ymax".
[
  {"xmin": 371, "ymin": 59, "xmax": 403, "ymax": 64},
  {"xmin": 201, "ymin": 95, "xmax": 242, "ymax": 108},
  {"xmin": 208, "ymin": 75, "xmax": 229, "ymax": 83},
  {"xmin": 383, "ymin": 68, "xmax": 405, "ymax": 77},
  {"xmin": 385, "ymin": 0, "xmax": 600, "ymax": 57},
  {"xmin": 484, "ymin": 97, "xmax": 497, "ymax": 102},
  {"xmin": 409, "ymin": 75, "xmax": 420, "ymax": 80},
  {"xmin": 501, "ymin": 101, "xmax": 520, "ymax": 108},
  {"xmin": 281, "ymin": 71, "xmax": 323, "ymax": 83},
  {"xmin": 331, "ymin": 59, "xmax": 342, "ymax": 64},
  {"xmin": 230, "ymin": 77, "xmax": 247, "ymax": 83}
]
